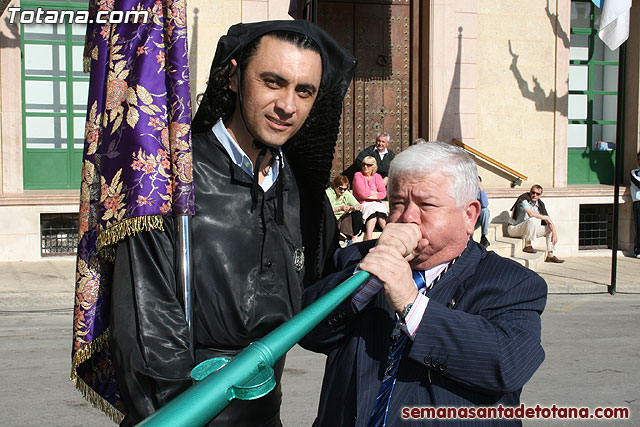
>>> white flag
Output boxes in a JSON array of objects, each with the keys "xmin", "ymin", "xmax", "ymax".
[{"xmin": 598, "ymin": 0, "xmax": 632, "ymax": 50}]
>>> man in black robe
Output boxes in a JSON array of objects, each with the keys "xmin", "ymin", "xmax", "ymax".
[{"xmin": 110, "ymin": 21, "xmax": 355, "ymax": 426}]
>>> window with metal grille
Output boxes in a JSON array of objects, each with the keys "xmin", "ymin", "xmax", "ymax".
[
  {"xmin": 41, "ymin": 213, "xmax": 78, "ymax": 256},
  {"xmin": 578, "ymin": 204, "xmax": 612, "ymax": 249}
]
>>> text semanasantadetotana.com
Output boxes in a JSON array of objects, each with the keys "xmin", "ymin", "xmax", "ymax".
[{"xmin": 401, "ymin": 404, "xmax": 630, "ymax": 420}]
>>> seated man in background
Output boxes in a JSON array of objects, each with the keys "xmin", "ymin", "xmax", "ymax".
[
  {"xmin": 507, "ymin": 184, "xmax": 564, "ymax": 263},
  {"xmin": 475, "ymin": 176, "xmax": 490, "ymax": 247},
  {"xmin": 301, "ymin": 142, "xmax": 547, "ymax": 426}
]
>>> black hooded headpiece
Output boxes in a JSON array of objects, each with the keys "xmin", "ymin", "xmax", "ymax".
[{"xmin": 192, "ymin": 20, "xmax": 356, "ymax": 285}]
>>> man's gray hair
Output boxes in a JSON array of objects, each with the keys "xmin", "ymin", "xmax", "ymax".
[
  {"xmin": 388, "ymin": 141, "xmax": 478, "ymax": 207},
  {"xmin": 377, "ymin": 131, "xmax": 391, "ymax": 142}
]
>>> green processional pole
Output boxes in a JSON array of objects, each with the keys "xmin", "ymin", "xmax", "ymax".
[{"xmin": 138, "ymin": 270, "xmax": 371, "ymax": 427}]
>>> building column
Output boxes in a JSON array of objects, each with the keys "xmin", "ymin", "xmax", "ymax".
[
  {"xmin": 553, "ymin": 0, "xmax": 570, "ymax": 187},
  {"xmin": 0, "ymin": 1, "xmax": 23, "ymax": 195}
]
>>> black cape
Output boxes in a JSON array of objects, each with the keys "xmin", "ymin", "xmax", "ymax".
[
  {"xmin": 112, "ymin": 131, "xmax": 311, "ymax": 425},
  {"xmin": 111, "ymin": 20, "xmax": 356, "ymax": 426}
]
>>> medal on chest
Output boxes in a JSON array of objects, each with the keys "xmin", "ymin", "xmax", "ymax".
[{"xmin": 293, "ymin": 247, "xmax": 305, "ymax": 272}]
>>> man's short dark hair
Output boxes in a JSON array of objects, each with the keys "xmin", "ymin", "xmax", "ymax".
[
  {"xmin": 193, "ymin": 31, "xmax": 321, "ymax": 133},
  {"xmin": 238, "ymin": 31, "xmax": 321, "ymax": 85},
  {"xmin": 531, "ymin": 184, "xmax": 543, "ymax": 193}
]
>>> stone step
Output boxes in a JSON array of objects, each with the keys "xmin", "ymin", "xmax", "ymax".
[
  {"xmin": 511, "ymin": 249, "xmax": 547, "ymax": 271},
  {"xmin": 495, "ymin": 235, "xmax": 525, "ymax": 255},
  {"xmin": 472, "ymin": 223, "xmax": 499, "ymax": 242},
  {"xmin": 474, "ymin": 224, "xmax": 548, "ymax": 272},
  {"xmin": 472, "ymin": 236, "xmax": 513, "ymax": 258}
]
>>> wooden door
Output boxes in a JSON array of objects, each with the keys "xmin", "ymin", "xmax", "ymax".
[{"xmin": 317, "ymin": 0, "xmax": 412, "ymax": 180}]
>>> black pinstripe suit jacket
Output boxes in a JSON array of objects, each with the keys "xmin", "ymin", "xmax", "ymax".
[{"xmin": 300, "ymin": 238, "xmax": 547, "ymax": 426}]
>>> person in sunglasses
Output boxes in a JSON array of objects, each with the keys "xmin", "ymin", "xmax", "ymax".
[
  {"xmin": 353, "ymin": 156, "xmax": 389, "ymax": 241},
  {"xmin": 508, "ymin": 184, "xmax": 564, "ymax": 263},
  {"xmin": 326, "ymin": 175, "xmax": 363, "ymax": 244}
]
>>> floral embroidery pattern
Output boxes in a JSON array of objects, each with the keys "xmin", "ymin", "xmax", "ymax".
[
  {"xmin": 100, "ymin": 169, "xmax": 126, "ymax": 222},
  {"xmin": 72, "ymin": 0, "xmax": 194, "ymax": 421}
]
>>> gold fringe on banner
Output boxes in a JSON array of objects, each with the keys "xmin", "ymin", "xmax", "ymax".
[
  {"xmin": 97, "ymin": 214, "xmax": 165, "ymax": 251},
  {"xmin": 70, "ymin": 329, "xmax": 124, "ymax": 424},
  {"xmin": 71, "ymin": 328, "xmax": 111, "ymax": 374},
  {"xmin": 74, "ymin": 377, "xmax": 124, "ymax": 424},
  {"xmin": 72, "ymin": 216, "xmax": 163, "ymax": 420}
]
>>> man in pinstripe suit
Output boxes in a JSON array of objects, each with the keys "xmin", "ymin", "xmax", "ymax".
[{"xmin": 301, "ymin": 142, "xmax": 547, "ymax": 426}]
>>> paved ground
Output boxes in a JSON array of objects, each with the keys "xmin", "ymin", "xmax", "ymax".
[
  {"xmin": 522, "ymin": 294, "xmax": 640, "ymax": 426},
  {"xmin": 536, "ymin": 253, "xmax": 639, "ymax": 294},
  {"xmin": 0, "ymin": 255, "xmax": 638, "ymax": 425}
]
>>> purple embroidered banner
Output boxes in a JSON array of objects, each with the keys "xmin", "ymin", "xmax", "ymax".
[{"xmin": 72, "ymin": 0, "xmax": 193, "ymax": 421}]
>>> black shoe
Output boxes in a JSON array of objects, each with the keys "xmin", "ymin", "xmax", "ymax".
[
  {"xmin": 545, "ymin": 255, "xmax": 565, "ymax": 263},
  {"xmin": 480, "ymin": 235, "xmax": 490, "ymax": 247},
  {"xmin": 522, "ymin": 245, "xmax": 536, "ymax": 254}
]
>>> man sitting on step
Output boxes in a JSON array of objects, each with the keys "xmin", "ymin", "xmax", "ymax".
[{"xmin": 507, "ymin": 184, "xmax": 564, "ymax": 263}]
